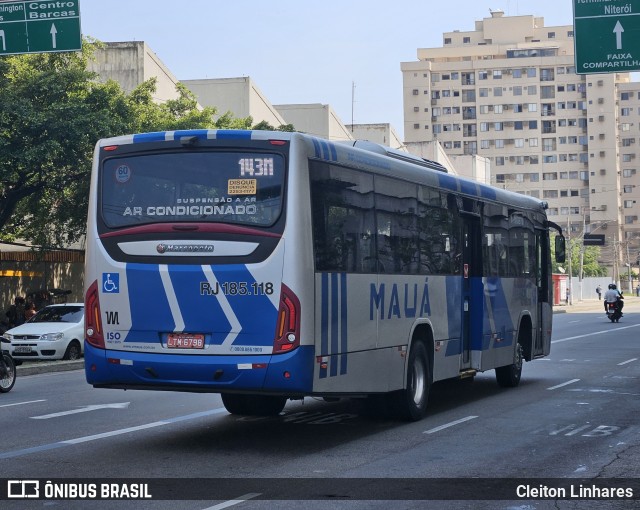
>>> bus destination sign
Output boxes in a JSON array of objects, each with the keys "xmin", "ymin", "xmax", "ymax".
[{"xmin": 0, "ymin": 1, "xmax": 81, "ymax": 56}]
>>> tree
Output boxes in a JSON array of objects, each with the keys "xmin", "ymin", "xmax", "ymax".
[
  {"xmin": 551, "ymin": 237, "xmax": 608, "ymax": 277},
  {"xmin": 0, "ymin": 41, "xmax": 252, "ymax": 247}
]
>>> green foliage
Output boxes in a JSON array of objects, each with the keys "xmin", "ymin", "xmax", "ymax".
[
  {"xmin": 0, "ymin": 41, "xmax": 258, "ymax": 247},
  {"xmin": 551, "ymin": 237, "xmax": 608, "ymax": 277},
  {"xmin": 252, "ymin": 120, "xmax": 295, "ymax": 132}
]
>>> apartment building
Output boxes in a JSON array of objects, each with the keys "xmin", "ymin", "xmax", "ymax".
[{"xmin": 402, "ymin": 10, "xmax": 640, "ymax": 274}]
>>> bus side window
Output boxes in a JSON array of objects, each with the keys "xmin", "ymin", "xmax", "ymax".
[
  {"xmin": 374, "ymin": 176, "xmax": 419, "ymax": 274},
  {"xmin": 310, "ymin": 161, "xmax": 375, "ymax": 273}
]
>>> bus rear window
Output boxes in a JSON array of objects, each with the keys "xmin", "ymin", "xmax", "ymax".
[{"xmin": 100, "ymin": 151, "xmax": 285, "ymax": 228}]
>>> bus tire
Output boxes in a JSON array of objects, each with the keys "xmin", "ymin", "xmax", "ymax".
[
  {"xmin": 221, "ymin": 393, "xmax": 287, "ymax": 416},
  {"xmin": 391, "ymin": 341, "xmax": 430, "ymax": 421},
  {"xmin": 495, "ymin": 343, "xmax": 523, "ymax": 388}
]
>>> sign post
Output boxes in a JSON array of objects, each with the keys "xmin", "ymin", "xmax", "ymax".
[
  {"xmin": 573, "ymin": 0, "xmax": 640, "ymax": 74},
  {"xmin": 0, "ymin": 0, "xmax": 81, "ymax": 56}
]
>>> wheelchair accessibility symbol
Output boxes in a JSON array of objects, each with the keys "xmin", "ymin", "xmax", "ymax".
[{"xmin": 102, "ymin": 273, "xmax": 120, "ymax": 293}]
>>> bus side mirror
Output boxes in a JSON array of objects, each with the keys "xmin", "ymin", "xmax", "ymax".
[{"xmin": 555, "ymin": 236, "xmax": 566, "ymax": 263}]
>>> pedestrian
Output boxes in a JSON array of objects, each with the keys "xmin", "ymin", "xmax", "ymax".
[
  {"xmin": 596, "ymin": 285, "xmax": 602, "ymax": 300},
  {"xmin": 4, "ymin": 296, "xmax": 26, "ymax": 329},
  {"xmin": 636, "ymin": 284, "xmax": 640, "ymax": 297},
  {"xmin": 565, "ymin": 287, "xmax": 570, "ymax": 305},
  {"xmin": 24, "ymin": 301, "xmax": 37, "ymax": 321}
]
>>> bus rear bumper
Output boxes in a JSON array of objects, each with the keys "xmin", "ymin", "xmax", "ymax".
[{"xmin": 84, "ymin": 342, "xmax": 314, "ymax": 395}]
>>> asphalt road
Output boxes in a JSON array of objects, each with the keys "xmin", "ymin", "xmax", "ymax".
[{"xmin": 2, "ymin": 299, "xmax": 639, "ymax": 509}]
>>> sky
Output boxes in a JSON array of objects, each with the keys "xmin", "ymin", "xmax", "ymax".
[{"xmin": 79, "ymin": 0, "xmax": 577, "ymax": 139}]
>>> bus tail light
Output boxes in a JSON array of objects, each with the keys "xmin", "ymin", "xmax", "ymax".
[
  {"xmin": 85, "ymin": 280, "xmax": 105, "ymax": 349},
  {"xmin": 273, "ymin": 284, "xmax": 300, "ymax": 354}
]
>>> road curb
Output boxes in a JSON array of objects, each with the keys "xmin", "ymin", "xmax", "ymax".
[{"xmin": 16, "ymin": 360, "xmax": 84, "ymax": 376}]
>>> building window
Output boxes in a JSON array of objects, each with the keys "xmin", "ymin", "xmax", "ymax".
[
  {"xmin": 463, "ymin": 36, "xmax": 471, "ymax": 43},
  {"xmin": 540, "ymin": 68, "xmax": 555, "ymax": 81},
  {"xmin": 493, "ymin": 70, "xmax": 502, "ymax": 79},
  {"xmin": 543, "ymin": 172, "xmax": 558, "ymax": 180},
  {"xmin": 624, "ymin": 200, "xmax": 635, "ymax": 208},
  {"xmin": 444, "ymin": 38, "xmax": 452, "ymax": 44},
  {"xmin": 624, "ymin": 185, "xmax": 634, "ymax": 193}
]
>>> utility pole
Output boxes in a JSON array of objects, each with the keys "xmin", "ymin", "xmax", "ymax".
[{"xmin": 567, "ymin": 216, "xmax": 573, "ymax": 305}]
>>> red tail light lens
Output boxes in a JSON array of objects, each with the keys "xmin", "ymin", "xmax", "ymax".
[
  {"xmin": 273, "ymin": 284, "xmax": 300, "ymax": 354},
  {"xmin": 85, "ymin": 280, "xmax": 105, "ymax": 349}
]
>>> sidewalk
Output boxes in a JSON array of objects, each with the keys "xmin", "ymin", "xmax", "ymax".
[{"xmin": 554, "ymin": 295, "xmax": 640, "ymax": 313}]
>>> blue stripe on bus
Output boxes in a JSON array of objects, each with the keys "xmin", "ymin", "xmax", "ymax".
[
  {"xmin": 125, "ymin": 264, "xmax": 174, "ymax": 341},
  {"xmin": 479, "ymin": 184, "xmax": 497, "ymax": 201},
  {"xmin": 438, "ymin": 173, "xmax": 458, "ymax": 192},
  {"xmin": 340, "ymin": 272, "xmax": 348, "ymax": 375},
  {"xmin": 312, "ymin": 138, "xmax": 322, "ymax": 159},
  {"xmin": 173, "ymin": 130, "xmax": 210, "ymax": 140},
  {"xmin": 459, "ymin": 179, "xmax": 478, "ymax": 197},
  {"xmin": 329, "ymin": 142, "xmax": 338, "ymax": 161},
  {"xmin": 213, "ymin": 265, "xmax": 278, "ymax": 346},
  {"xmin": 320, "ymin": 141, "xmax": 330, "ymax": 161},
  {"xmin": 215, "ymin": 130, "xmax": 252, "ymax": 139},
  {"xmin": 485, "ymin": 278, "xmax": 515, "ymax": 348},
  {"xmin": 470, "ymin": 277, "xmax": 485, "ymax": 351},
  {"xmin": 132, "ymin": 132, "xmax": 166, "ymax": 143},
  {"xmin": 167, "ymin": 265, "xmax": 231, "ymax": 344},
  {"xmin": 320, "ymin": 273, "xmax": 329, "ymax": 379},
  {"xmin": 330, "ymin": 272, "xmax": 339, "ymax": 377}
]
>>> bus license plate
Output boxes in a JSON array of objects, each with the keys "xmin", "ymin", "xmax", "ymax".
[{"xmin": 167, "ymin": 334, "xmax": 205, "ymax": 349}]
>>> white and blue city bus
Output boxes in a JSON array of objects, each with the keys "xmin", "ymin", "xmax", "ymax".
[{"xmin": 84, "ymin": 129, "xmax": 565, "ymax": 421}]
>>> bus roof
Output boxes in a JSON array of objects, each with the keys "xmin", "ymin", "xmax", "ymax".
[{"xmin": 97, "ymin": 129, "xmax": 547, "ymax": 214}]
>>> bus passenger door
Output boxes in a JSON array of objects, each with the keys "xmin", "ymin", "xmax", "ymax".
[
  {"xmin": 461, "ymin": 214, "xmax": 482, "ymax": 369},
  {"xmin": 534, "ymin": 228, "xmax": 553, "ymax": 357}
]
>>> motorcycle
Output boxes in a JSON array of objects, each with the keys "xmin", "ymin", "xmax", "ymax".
[
  {"xmin": 606, "ymin": 300, "xmax": 622, "ymax": 323},
  {"xmin": 0, "ymin": 336, "xmax": 16, "ymax": 393}
]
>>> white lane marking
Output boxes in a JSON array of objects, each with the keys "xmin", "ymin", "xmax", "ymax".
[
  {"xmin": 423, "ymin": 415, "xmax": 478, "ymax": 434},
  {"xmin": 552, "ymin": 324, "xmax": 640, "ymax": 344},
  {"xmin": 618, "ymin": 358, "xmax": 638, "ymax": 366},
  {"xmin": 547, "ymin": 379, "xmax": 580, "ymax": 390},
  {"xmin": 0, "ymin": 399, "xmax": 46, "ymax": 408},
  {"xmin": 0, "ymin": 407, "xmax": 228, "ymax": 459},
  {"xmin": 31, "ymin": 402, "xmax": 130, "ymax": 420},
  {"xmin": 202, "ymin": 493, "xmax": 261, "ymax": 510}
]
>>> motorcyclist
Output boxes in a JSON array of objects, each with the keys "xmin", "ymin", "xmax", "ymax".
[{"xmin": 603, "ymin": 283, "xmax": 624, "ymax": 316}]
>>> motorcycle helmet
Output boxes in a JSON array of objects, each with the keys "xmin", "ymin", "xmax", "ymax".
[{"xmin": 608, "ymin": 283, "xmax": 617, "ymax": 290}]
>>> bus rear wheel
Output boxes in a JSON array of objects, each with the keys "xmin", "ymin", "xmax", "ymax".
[
  {"xmin": 391, "ymin": 341, "xmax": 430, "ymax": 421},
  {"xmin": 221, "ymin": 393, "xmax": 287, "ymax": 416},
  {"xmin": 495, "ymin": 343, "xmax": 523, "ymax": 388}
]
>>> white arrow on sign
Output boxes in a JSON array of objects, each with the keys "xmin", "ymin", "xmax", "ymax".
[
  {"xmin": 0, "ymin": 30, "xmax": 6, "ymax": 51},
  {"xmin": 50, "ymin": 23, "xmax": 57, "ymax": 49},
  {"xmin": 31, "ymin": 402, "xmax": 130, "ymax": 420},
  {"xmin": 614, "ymin": 20, "xmax": 624, "ymax": 50}
]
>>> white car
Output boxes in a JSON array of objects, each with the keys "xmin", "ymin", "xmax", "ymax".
[{"xmin": 5, "ymin": 304, "xmax": 84, "ymax": 361}]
